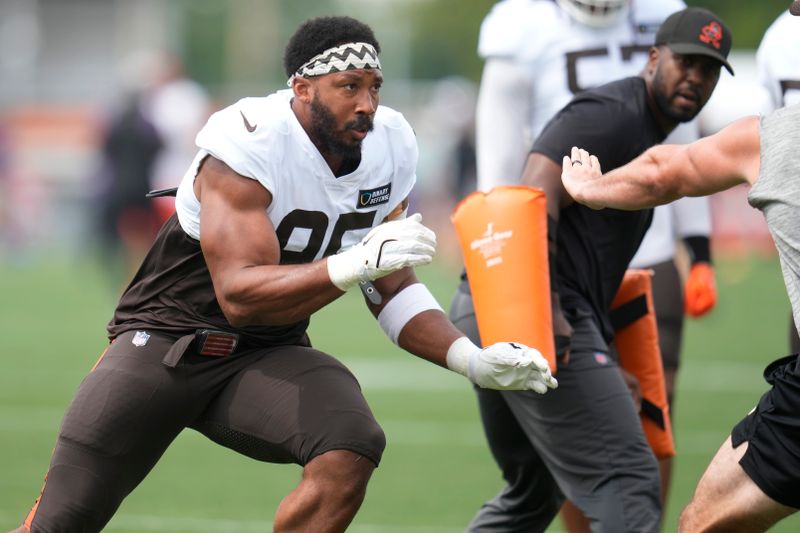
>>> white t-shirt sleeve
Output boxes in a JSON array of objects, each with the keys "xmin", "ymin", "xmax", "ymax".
[{"xmin": 194, "ymin": 98, "xmax": 276, "ymax": 194}]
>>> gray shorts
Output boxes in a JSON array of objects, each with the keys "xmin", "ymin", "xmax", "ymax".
[
  {"xmin": 25, "ymin": 329, "xmax": 385, "ymax": 532},
  {"xmin": 450, "ymin": 289, "xmax": 661, "ymax": 533}
]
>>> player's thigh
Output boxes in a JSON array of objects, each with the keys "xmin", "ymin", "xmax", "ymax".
[
  {"xmin": 30, "ymin": 331, "xmax": 193, "ymax": 532},
  {"xmin": 682, "ymin": 437, "xmax": 795, "ymax": 532},
  {"xmin": 59, "ymin": 331, "xmax": 197, "ymax": 454},
  {"xmin": 502, "ymin": 349, "xmax": 657, "ymax": 483},
  {"xmin": 728, "ymin": 355, "xmax": 800, "ymax": 510},
  {"xmin": 501, "ymin": 321, "xmax": 660, "ymax": 529},
  {"xmin": 194, "ymin": 346, "xmax": 386, "ymax": 466}
]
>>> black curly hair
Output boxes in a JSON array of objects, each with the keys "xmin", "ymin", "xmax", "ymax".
[{"xmin": 283, "ymin": 16, "xmax": 381, "ymax": 78}]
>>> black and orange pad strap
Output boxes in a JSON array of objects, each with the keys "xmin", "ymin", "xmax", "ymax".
[
  {"xmin": 610, "ymin": 269, "xmax": 675, "ymax": 459},
  {"xmin": 451, "ymin": 186, "xmax": 556, "ymax": 373}
]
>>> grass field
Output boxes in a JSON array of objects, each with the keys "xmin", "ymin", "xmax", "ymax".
[{"xmin": 1, "ymin": 252, "xmax": 798, "ymax": 532}]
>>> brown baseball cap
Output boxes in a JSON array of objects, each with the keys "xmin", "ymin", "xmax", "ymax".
[{"xmin": 655, "ymin": 7, "xmax": 734, "ymax": 75}]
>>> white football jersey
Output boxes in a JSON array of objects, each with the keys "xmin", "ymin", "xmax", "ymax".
[
  {"xmin": 477, "ymin": 0, "xmax": 685, "ymax": 154},
  {"xmin": 475, "ymin": 0, "xmax": 710, "ymax": 268},
  {"xmin": 175, "ymin": 89, "xmax": 417, "ymax": 262},
  {"xmin": 757, "ymin": 10, "xmax": 800, "ymax": 110}
]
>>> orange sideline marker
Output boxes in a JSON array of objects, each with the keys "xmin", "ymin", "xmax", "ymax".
[
  {"xmin": 611, "ymin": 269, "xmax": 676, "ymax": 459},
  {"xmin": 451, "ymin": 186, "xmax": 556, "ymax": 373}
]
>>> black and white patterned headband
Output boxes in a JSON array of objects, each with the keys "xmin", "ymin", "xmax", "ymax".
[{"xmin": 287, "ymin": 42, "xmax": 381, "ymax": 86}]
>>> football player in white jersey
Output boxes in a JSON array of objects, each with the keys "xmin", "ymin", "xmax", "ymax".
[
  {"xmin": 758, "ymin": 9, "xmax": 800, "ymax": 110},
  {"xmin": 9, "ymin": 16, "xmax": 557, "ymax": 533},
  {"xmin": 757, "ymin": 8, "xmax": 800, "ymax": 354},
  {"xmin": 451, "ymin": 0, "xmax": 718, "ymax": 531}
]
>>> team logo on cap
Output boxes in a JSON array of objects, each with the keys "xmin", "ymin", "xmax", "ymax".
[{"xmin": 698, "ymin": 21, "xmax": 723, "ymax": 50}]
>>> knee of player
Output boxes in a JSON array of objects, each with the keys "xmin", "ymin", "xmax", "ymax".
[
  {"xmin": 315, "ymin": 416, "xmax": 387, "ymax": 467},
  {"xmin": 346, "ymin": 416, "xmax": 387, "ymax": 463}
]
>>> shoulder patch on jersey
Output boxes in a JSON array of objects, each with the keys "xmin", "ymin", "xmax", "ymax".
[{"xmin": 357, "ymin": 183, "xmax": 392, "ymax": 209}]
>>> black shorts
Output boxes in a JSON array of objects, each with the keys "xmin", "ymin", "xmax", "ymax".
[
  {"xmin": 731, "ymin": 353, "xmax": 800, "ymax": 509},
  {"xmin": 26, "ymin": 329, "xmax": 385, "ymax": 532}
]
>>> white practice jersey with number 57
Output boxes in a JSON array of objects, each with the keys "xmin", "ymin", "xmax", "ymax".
[
  {"xmin": 476, "ymin": 0, "xmax": 711, "ymax": 268},
  {"xmin": 476, "ymin": 0, "xmax": 686, "ymax": 192},
  {"xmin": 174, "ymin": 89, "xmax": 417, "ymax": 264}
]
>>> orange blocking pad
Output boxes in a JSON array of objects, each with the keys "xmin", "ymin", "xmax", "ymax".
[
  {"xmin": 451, "ymin": 186, "xmax": 556, "ymax": 373},
  {"xmin": 611, "ymin": 269, "xmax": 676, "ymax": 459}
]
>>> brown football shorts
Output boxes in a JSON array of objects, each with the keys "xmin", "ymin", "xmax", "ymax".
[{"xmin": 24, "ymin": 329, "xmax": 385, "ymax": 532}]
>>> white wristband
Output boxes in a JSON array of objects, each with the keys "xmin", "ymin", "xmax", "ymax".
[
  {"xmin": 446, "ymin": 336, "xmax": 480, "ymax": 377},
  {"xmin": 377, "ymin": 283, "xmax": 443, "ymax": 344},
  {"xmin": 327, "ymin": 248, "xmax": 362, "ymax": 291}
]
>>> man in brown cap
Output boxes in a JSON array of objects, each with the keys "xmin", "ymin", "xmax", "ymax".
[
  {"xmin": 451, "ymin": 5, "xmax": 732, "ymax": 532},
  {"xmin": 562, "ymin": 5, "xmax": 800, "ymax": 530}
]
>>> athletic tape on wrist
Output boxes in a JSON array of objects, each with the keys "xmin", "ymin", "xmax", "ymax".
[
  {"xmin": 378, "ymin": 283, "xmax": 443, "ymax": 344},
  {"xmin": 445, "ymin": 336, "xmax": 479, "ymax": 377}
]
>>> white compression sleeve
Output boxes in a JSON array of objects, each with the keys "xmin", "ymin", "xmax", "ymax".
[{"xmin": 377, "ymin": 283, "xmax": 443, "ymax": 344}]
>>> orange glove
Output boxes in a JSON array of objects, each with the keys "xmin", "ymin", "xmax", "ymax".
[{"xmin": 684, "ymin": 262, "xmax": 717, "ymax": 317}]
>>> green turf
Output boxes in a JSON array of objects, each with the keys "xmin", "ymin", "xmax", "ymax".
[{"xmin": 1, "ymin": 253, "xmax": 798, "ymax": 532}]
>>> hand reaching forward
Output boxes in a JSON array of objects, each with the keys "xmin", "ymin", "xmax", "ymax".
[
  {"xmin": 561, "ymin": 146, "xmax": 604, "ymax": 209},
  {"xmin": 447, "ymin": 338, "xmax": 558, "ymax": 393},
  {"xmin": 328, "ymin": 213, "xmax": 436, "ymax": 290}
]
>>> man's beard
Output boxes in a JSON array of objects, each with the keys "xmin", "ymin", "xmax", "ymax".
[
  {"xmin": 309, "ymin": 97, "xmax": 374, "ymax": 160},
  {"xmin": 652, "ymin": 69, "xmax": 703, "ymax": 124}
]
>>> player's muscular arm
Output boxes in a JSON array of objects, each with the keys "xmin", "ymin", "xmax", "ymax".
[
  {"xmin": 354, "ymin": 203, "xmax": 460, "ymax": 368},
  {"xmin": 563, "ymin": 117, "xmax": 760, "ymax": 210},
  {"xmin": 196, "ymin": 156, "xmax": 344, "ymax": 327},
  {"xmin": 677, "ymin": 116, "xmax": 760, "ymax": 192},
  {"xmin": 364, "ymin": 269, "xmax": 462, "ymax": 368}
]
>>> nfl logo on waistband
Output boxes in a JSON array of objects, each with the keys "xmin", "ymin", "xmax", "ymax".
[{"xmin": 132, "ymin": 330, "xmax": 151, "ymax": 347}]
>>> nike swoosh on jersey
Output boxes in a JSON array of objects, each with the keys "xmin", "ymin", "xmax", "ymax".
[{"xmin": 240, "ymin": 110, "xmax": 257, "ymax": 133}]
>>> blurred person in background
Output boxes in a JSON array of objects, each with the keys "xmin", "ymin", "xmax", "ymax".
[
  {"xmin": 8, "ymin": 15, "xmax": 557, "ymax": 533},
  {"xmin": 756, "ymin": 7, "xmax": 800, "ymax": 354},
  {"xmin": 452, "ymin": 119, "xmax": 477, "ymax": 201},
  {"xmin": 94, "ymin": 91, "xmax": 162, "ymax": 287},
  {"xmin": 0, "ymin": 115, "xmax": 47, "ymax": 261},
  {"xmin": 0, "ymin": 118, "xmax": 11, "ymax": 252},
  {"xmin": 449, "ymin": 0, "xmax": 717, "ymax": 530},
  {"xmin": 562, "ymin": 10, "xmax": 800, "ymax": 527},
  {"xmin": 140, "ymin": 52, "xmax": 212, "ymax": 224}
]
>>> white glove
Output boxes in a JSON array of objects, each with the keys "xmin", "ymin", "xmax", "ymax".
[
  {"xmin": 327, "ymin": 213, "xmax": 436, "ymax": 291},
  {"xmin": 446, "ymin": 337, "xmax": 558, "ymax": 393}
]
